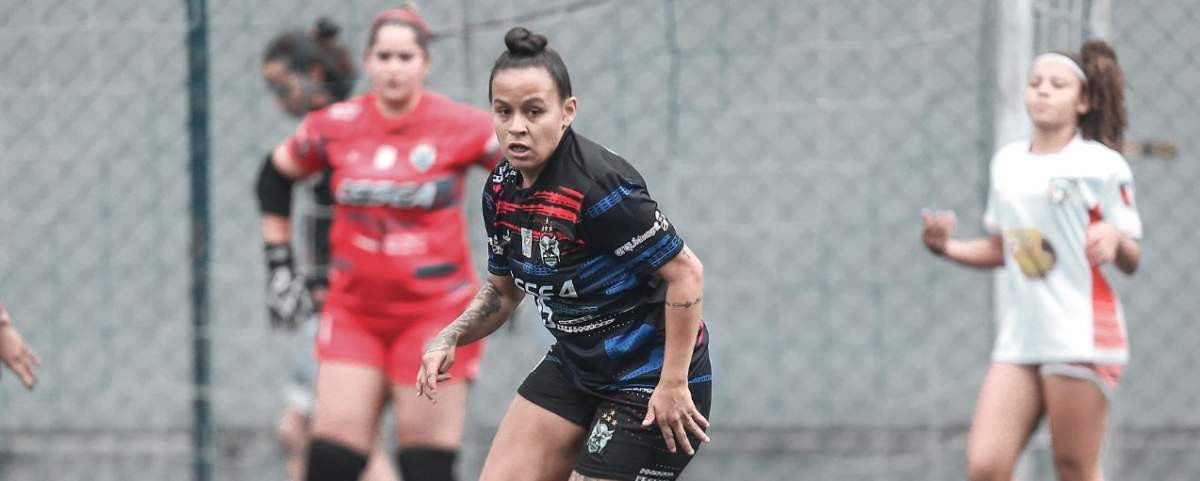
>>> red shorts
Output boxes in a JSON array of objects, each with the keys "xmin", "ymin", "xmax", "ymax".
[
  {"xmin": 1039, "ymin": 362, "xmax": 1124, "ymax": 399},
  {"xmin": 315, "ymin": 302, "xmax": 484, "ymax": 385}
]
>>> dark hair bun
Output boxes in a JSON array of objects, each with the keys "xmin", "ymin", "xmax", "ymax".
[
  {"xmin": 504, "ymin": 27, "xmax": 548, "ymax": 56},
  {"xmin": 314, "ymin": 17, "xmax": 340, "ymax": 40}
]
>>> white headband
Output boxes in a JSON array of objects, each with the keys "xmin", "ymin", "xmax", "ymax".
[{"xmin": 1035, "ymin": 53, "xmax": 1087, "ymax": 82}]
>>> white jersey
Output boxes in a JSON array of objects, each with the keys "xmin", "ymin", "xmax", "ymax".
[{"xmin": 983, "ymin": 135, "xmax": 1142, "ymax": 365}]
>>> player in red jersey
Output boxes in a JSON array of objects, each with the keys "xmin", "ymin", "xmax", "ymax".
[{"xmin": 255, "ymin": 7, "xmax": 500, "ymax": 481}]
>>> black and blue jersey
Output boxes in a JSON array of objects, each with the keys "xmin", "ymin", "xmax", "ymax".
[{"xmin": 483, "ymin": 129, "xmax": 711, "ymax": 395}]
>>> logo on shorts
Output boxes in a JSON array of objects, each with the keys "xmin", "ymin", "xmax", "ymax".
[
  {"xmin": 587, "ymin": 420, "xmax": 614, "ymax": 454},
  {"xmin": 587, "ymin": 411, "xmax": 618, "ymax": 454}
]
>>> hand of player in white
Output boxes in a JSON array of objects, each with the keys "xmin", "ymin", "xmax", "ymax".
[
  {"xmin": 1086, "ymin": 222, "xmax": 1122, "ymax": 266},
  {"xmin": 0, "ymin": 322, "xmax": 40, "ymax": 390},
  {"xmin": 921, "ymin": 208, "xmax": 958, "ymax": 255},
  {"xmin": 416, "ymin": 339, "xmax": 456, "ymax": 403},
  {"xmin": 642, "ymin": 381, "xmax": 710, "ymax": 455}
]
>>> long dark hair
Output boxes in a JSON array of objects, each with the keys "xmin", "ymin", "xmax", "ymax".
[{"xmin": 1060, "ymin": 39, "xmax": 1127, "ymax": 150}]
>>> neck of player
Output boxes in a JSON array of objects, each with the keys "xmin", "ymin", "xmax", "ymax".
[
  {"xmin": 1030, "ymin": 123, "xmax": 1077, "ymax": 155},
  {"xmin": 516, "ymin": 164, "xmax": 547, "ymax": 189},
  {"xmin": 376, "ymin": 89, "xmax": 422, "ymax": 118}
]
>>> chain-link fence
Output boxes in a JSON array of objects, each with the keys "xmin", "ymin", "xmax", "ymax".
[{"xmin": 1, "ymin": 1, "xmax": 1196, "ymax": 480}]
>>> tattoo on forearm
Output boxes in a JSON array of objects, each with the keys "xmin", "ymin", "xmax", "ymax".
[
  {"xmin": 666, "ymin": 296, "xmax": 702, "ymax": 309},
  {"xmin": 426, "ymin": 283, "xmax": 503, "ymax": 352}
]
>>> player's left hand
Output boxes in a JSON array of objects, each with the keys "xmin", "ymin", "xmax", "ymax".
[
  {"xmin": 1086, "ymin": 222, "xmax": 1122, "ymax": 265},
  {"xmin": 642, "ymin": 380, "xmax": 710, "ymax": 455}
]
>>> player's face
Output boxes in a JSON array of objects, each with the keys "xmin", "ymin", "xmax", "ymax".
[
  {"xmin": 261, "ymin": 60, "xmax": 310, "ymax": 118},
  {"xmin": 365, "ymin": 25, "xmax": 429, "ymax": 105},
  {"xmin": 1025, "ymin": 59, "xmax": 1088, "ymax": 131},
  {"xmin": 490, "ymin": 67, "xmax": 577, "ymax": 175}
]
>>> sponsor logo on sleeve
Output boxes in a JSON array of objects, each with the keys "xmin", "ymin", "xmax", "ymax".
[{"xmin": 615, "ymin": 210, "xmax": 671, "ymax": 257}]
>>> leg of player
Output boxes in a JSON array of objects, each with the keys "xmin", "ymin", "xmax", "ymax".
[
  {"xmin": 278, "ymin": 405, "xmax": 311, "ymax": 481},
  {"xmin": 966, "ymin": 363, "xmax": 1045, "ymax": 481},
  {"xmin": 390, "ymin": 381, "xmax": 469, "ymax": 481},
  {"xmin": 307, "ymin": 361, "xmax": 389, "ymax": 481},
  {"xmin": 478, "ymin": 395, "xmax": 584, "ymax": 481},
  {"xmin": 361, "ymin": 445, "xmax": 399, "ymax": 481},
  {"xmin": 1043, "ymin": 373, "xmax": 1109, "ymax": 481}
]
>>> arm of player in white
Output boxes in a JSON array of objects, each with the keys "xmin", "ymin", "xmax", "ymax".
[{"xmin": 921, "ymin": 209, "xmax": 1005, "ymax": 268}]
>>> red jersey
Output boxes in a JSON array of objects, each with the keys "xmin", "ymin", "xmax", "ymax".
[{"xmin": 287, "ymin": 92, "xmax": 500, "ymax": 318}]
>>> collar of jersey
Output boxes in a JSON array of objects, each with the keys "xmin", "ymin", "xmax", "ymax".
[
  {"xmin": 362, "ymin": 91, "xmax": 430, "ymax": 132},
  {"xmin": 1026, "ymin": 132, "xmax": 1083, "ymax": 157},
  {"xmin": 516, "ymin": 127, "xmax": 577, "ymax": 194}
]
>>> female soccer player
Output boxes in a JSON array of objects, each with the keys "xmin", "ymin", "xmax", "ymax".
[
  {"xmin": 922, "ymin": 40, "xmax": 1140, "ymax": 481},
  {"xmin": 255, "ymin": 7, "xmax": 500, "ymax": 481},
  {"xmin": 259, "ymin": 18, "xmax": 396, "ymax": 481},
  {"xmin": 0, "ymin": 300, "xmax": 39, "ymax": 389},
  {"xmin": 418, "ymin": 27, "xmax": 712, "ymax": 481}
]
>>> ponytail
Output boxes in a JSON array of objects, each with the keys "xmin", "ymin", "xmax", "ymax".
[{"xmin": 1077, "ymin": 40, "xmax": 1127, "ymax": 151}]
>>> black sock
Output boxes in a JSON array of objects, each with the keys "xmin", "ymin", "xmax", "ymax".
[
  {"xmin": 305, "ymin": 439, "xmax": 368, "ymax": 481},
  {"xmin": 397, "ymin": 447, "xmax": 458, "ymax": 481}
]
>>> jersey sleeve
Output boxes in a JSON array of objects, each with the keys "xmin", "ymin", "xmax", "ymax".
[
  {"xmin": 285, "ymin": 113, "xmax": 330, "ymax": 172},
  {"xmin": 1101, "ymin": 156, "xmax": 1142, "ymax": 240},
  {"xmin": 580, "ymin": 173, "xmax": 684, "ymax": 274},
  {"xmin": 482, "ymin": 175, "xmax": 511, "ymax": 277}
]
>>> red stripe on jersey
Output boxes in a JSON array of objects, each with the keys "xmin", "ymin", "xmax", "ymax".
[
  {"xmin": 497, "ymin": 220, "xmax": 523, "ymax": 233},
  {"xmin": 531, "ymin": 191, "xmax": 583, "ymax": 212},
  {"xmin": 1089, "ymin": 205, "xmax": 1125, "ymax": 349},
  {"xmin": 495, "ymin": 201, "xmax": 579, "ymax": 223},
  {"xmin": 558, "ymin": 186, "xmax": 584, "ymax": 199}
]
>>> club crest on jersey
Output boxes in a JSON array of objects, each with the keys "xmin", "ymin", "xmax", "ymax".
[
  {"xmin": 540, "ymin": 235, "xmax": 560, "ymax": 267},
  {"xmin": 1048, "ymin": 178, "xmax": 1072, "ymax": 204},
  {"xmin": 409, "ymin": 143, "xmax": 437, "ymax": 173}
]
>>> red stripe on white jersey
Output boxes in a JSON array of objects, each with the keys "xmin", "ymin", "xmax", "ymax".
[{"xmin": 1089, "ymin": 205, "xmax": 1125, "ymax": 349}]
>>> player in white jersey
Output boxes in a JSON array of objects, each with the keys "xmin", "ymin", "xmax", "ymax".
[{"xmin": 922, "ymin": 40, "xmax": 1140, "ymax": 481}]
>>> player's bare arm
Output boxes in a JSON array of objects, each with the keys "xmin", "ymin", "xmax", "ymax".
[
  {"xmin": 921, "ymin": 210, "xmax": 1005, "ymax": 268},
  {"xmin": 418, "ymin": 275, "xmax": 523, "ymax": 400},
  {"xmin": 642, "ymin": 245, "xmax": 710, "ymax": 455},
  {"xmin": 429, "ymin": 276, "xmax": 523, "ymax": 350}
]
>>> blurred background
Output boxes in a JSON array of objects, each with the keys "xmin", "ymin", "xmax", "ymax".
[{"xmin": 1, "ymin": 0, "xmax": 1196, "ymax": 480}]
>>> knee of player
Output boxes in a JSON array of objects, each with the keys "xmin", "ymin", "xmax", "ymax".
[
  {"xmin": 276, "ymin": 409, "xmax": 310, "ymax": 450},
  {"xmin": 1050, "ymin": 451, "xmax": 1095, "ymax": 481},
  {"xmin": 966, "ymin": 457, "xmax": 1013, "ymax": 481}
]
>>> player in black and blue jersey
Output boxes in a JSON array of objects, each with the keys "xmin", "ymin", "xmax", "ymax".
[{"xmin": 417, "ymin": 26, "xmax": 711, "ymax": 481}]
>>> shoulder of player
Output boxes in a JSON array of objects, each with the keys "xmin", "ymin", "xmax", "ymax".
[
  {"xmin": 570, "ymin": 133, "xmax": 645, "ymax": 199},
  {"xmin": 1073, "ymin": 138, "xmax": 1131, "ymax": 174},
  {"xmin": 992, "ymin": 141, "xmax": 1028, "ymax": 166},
  {"xmin": 303, "ymin": 95, "xmax": 371, "ymax": 134},
  {"xmin": 421, "ymin": 92, "xmax": 492, "ymax": 126}
]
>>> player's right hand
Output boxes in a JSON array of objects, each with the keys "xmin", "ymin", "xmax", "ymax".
[
  {"xmin": 0, "ymin": 323, "xmax": 40, "ymax": 390},
  {"xmin": 416, "ymin": 343, "xmax": 456, "ymax": 403},
  {"xmin": 264, "ymin": 243, "xmax": 312, "ymax": 330},
  {"xmin": 921, "ymin": 208, "xmax": 957, "ymax": 255}
]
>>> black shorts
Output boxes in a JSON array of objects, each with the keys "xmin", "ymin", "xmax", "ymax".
[{"xmin": 517, "ymin": 354, "xmax": 713, "ymax": 481}]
